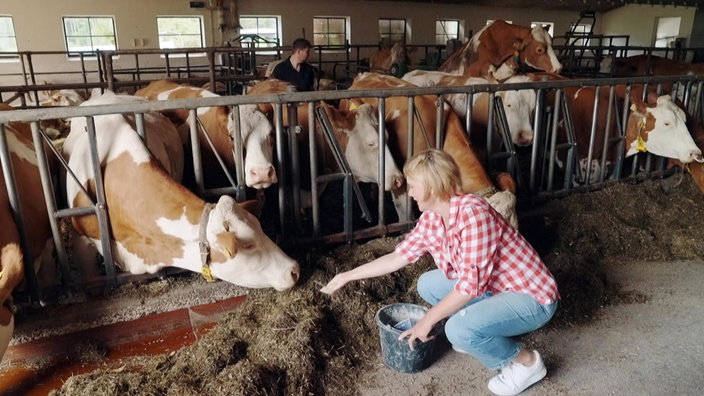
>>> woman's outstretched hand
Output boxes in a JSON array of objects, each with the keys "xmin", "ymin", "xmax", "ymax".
[{"xmin": 320, "ymin": 273, "xmax": 348, "ymax": 295}]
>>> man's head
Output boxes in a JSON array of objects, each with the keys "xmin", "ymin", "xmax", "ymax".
[{"xmin": 291, "ymin": 38, "xmax": 312, "ymax": 62}]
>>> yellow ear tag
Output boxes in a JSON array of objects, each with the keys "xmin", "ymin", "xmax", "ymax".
[
  {"xmin": 0, "ymin": 271, "xmax": 3, "ymax": 280},
  {"xmin": 636, "ymin": 119, "xmax": 647, "ymax": 152},
  {"xmin": 223, "ymin": 247, "xmax": 233, "ymax": 258},
  {"xmin": 636, "ymin": 135, "xmax": 647, "ymax": 152},
  {"xmin": 202, "ymin": 266, "xmax": 216, "ymax": 282},
  {"xmin": 349, "ymin": 101, "xmax": 359, "ymax": 110}
]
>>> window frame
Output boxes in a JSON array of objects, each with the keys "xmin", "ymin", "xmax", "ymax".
[
  {"xmin": 62, "ymin": 16, "xmax": 117, "ymax": 58},
  {"xmin": 156, "ymin": 16, "xmax": 205, "ymax": 50},
  {"xmin": 238, "ymin": 15, "xmax": 281, "ymax": 51},
  {"xmin": 654, "ymin": 16, "xmax": 681, "ymax": 48},
  {"xmin": 435, "ymin": 19, "xmax": 460, "ymax": 45},
  {"xmin": 0, "ymin": 15, "xmax": 19, "ymax": 58},
  {"xmin": 313, "ymin": 16, "xmax": 349, "ymax": 49},
  {"xmin": 378, "ymin": 17, "xmax": 407, "ymax": 46}
]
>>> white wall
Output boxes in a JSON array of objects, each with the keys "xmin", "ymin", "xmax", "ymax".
[
  {"xmin": 0, "ymin": 0, "xmax": 700, "ymax": 87},
  {"xmin": 599, "ymin": 4, "xmax": 696, "ymax": 47},
  {"xmin": 232, "ymin": 0, "xmax": 583, "ymax": 46}
]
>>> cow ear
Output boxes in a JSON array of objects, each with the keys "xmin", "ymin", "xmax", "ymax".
[
  {"xmin": 320, "ymin": 101, "xmax": 353, "ymax": 130},
  {"xmin": 513, "ymin": 39, "xmax": 528, "ymax": 51},
  {"xmin": 629, "ymin": 95, "xmax": 647, "ymax": 114}
]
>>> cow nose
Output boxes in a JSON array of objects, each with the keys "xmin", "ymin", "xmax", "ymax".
[
  {"xmin": 249, "ymin": 165, "xmax": 278, "ymax": 186},
  {"xmin": 291, "ymin": 264, "xmax": 300, "ymax": 284},
  {"xmin": 516, "ymin": 130, "xmax": 534, "ymax": 146}
]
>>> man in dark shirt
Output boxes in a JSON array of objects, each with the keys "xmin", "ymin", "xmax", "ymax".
[{"xmin": 272, "ymin": 38, "xmax": 316, "ymax": 91}]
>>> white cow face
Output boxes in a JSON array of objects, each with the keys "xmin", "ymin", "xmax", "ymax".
[
  {"xmin": 445, "ymin": 76, "xmax": 535, "ymax": 146},
  {"xmin": 501, "ymin": 75, "xmax": 537, "ymax": 146},
  {"xmin": 626, "ymin": 95, "xmax": 703, "ymax": 164},
  {"xmin": 323, "ymin": 102, "xmax": 404, "ymax": 194},
  {"xmin": 207, "ymin": 195, "xmax": 299, "ymax": 291},
  {"xmin": 231, "ymin": 104, "xmax": 278, "ymax": 189}
]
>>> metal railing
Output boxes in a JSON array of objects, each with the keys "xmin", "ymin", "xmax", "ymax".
[{"xmin": 1, "ymin": 73, "xmax": 702, "ymax": 303}]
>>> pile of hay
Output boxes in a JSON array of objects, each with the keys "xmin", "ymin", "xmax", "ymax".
[{"xmin": 52, "ymin": 174, "xmax": 704, "ymax": 395}]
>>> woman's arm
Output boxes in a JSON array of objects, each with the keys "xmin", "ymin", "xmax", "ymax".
[
  {"xmin": 320, "ymin": 250, "xmax": 410, "ymax": 294},
  {"xmin": 400, "ymin": 289, "xmax": 473, "ymax": 349}
]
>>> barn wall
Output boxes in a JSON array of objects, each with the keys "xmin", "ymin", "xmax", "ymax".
[
  {"xmin": 599, "ymin": 4, "xmax": 696, "ymax": 48},
  {"xmin": 231, "ymin": 0, "xmax": 582, "ymax": 45},
  {"xmin": 0, "ymin": 0, "xmax": 700, "ymax": 88}
]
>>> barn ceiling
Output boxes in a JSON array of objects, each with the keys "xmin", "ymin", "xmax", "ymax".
[{"xmin": 368, "ymin": 0, "xmax": 704, "ymax": 13}]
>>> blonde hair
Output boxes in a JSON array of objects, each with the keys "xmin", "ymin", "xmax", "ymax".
[{"xmin": 403, "ymin": 149, "xmax": 461, "ymax": 201}]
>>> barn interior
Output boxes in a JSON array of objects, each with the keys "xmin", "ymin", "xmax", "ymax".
[{"xmin": 2, "ymin": 0, "xmax": 704, "ymax": 394}]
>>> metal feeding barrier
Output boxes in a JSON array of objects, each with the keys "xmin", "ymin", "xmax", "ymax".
[{"xmin": 1, "ymin": 73, "xmax": 703, "ymax": 303}]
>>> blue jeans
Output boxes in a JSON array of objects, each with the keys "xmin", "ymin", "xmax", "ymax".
[{"xmin": 417, "ymin": 269, "xmax": 558, "ymax": 370}]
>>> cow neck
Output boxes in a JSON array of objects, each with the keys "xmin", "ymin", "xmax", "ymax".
[{"xmin": 198, "ymin": 203, "xmax": 218, "ymax": 282}]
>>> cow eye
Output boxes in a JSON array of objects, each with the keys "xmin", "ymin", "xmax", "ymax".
[
  {"xmin": 537, "ymin": 47, "xmax": 544, "ymax": 54},
  {"xmin": 240, "ymin": 240, "xmax": 256, "ymax": 250}
]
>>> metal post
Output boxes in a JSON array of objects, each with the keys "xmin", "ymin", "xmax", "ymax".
[
  {"xmin": 274, "ymin": 103, "xmax": 287, "ymax": 239},
  {"xmin": 30, "ymin": 122, "xmax": 72, "ymax": 288},
  {"xmin": 0, "ymin": 123, "xmax": 41, "ymax": 302},
  {"xmin": 189, "ymin": 109, "xmax": 205, "ymax": 198},
  {"xmin": 85, "ymin": 117, "xmax": 117, "ymax": 289}
]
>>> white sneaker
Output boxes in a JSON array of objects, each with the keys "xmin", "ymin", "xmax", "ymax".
[{"xmin": 487, "ymin": 350, "xmax": 547, "ymax": 396}]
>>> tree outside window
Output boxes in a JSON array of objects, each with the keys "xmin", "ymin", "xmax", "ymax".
[
  {"xmin": 157, "ymin": 16, "xmax": 204, "ymax": 49},
  {"xmin": 63, "ymin": 16, "xmax": 116, "ymax": 56}
]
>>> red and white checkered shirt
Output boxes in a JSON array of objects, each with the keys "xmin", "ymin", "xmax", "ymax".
[{"xmin": 395, "ymin": 194, "xmax": 559, "ymax": 304}]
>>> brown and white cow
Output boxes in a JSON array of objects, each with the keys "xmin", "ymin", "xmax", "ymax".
[
  {"xmin": 438, "ymin": 20, "xmax": 562, "ymax": 80},
  {"xmin": 367, "ymin": 42, "xmax": 415, "ymax": 76},
  {"xmin": 403, "ymin": 70, "xmax": 536, "ymax": 147},
  {"xmin": 343, "ymin": 72, "xmax": 519, "ymax": 227},
  {"xmin": 64, "ymin": 92, "xmax": 300, "ymax": 291},
  {"xmin": 135, "ymin": 80, "xmax": 277, "ymax": 189},
  {"xmin": 531, "ymin": 74, "xmax": 703, "ymax": 184},
  {"xmin": 599, "ymin": 54, "xmax": 704, "ymax": 77},
  {"xmin": 247, "ymin": 79, "xmax": 406, "ymax": 215},
  {"xmin": 0, "ymin": 105, "xmax": 57, "ymax": 361}
]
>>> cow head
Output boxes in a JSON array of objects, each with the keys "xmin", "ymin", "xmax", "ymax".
[
  {"xmin": 320, "ymin": 102, "xmax": 405, "ymax": 194},
  {"xmin": 499, "ymin": 75, "xmax": 537, "ymax": 146},
  {"xmin": 206, "ymin": 195, "xmax": 299, "ymax": 291},
  {"xmin": 518, "ymin": 25, "xmax": 562, "ymax": 74},
  {"xmin": 230, "ymin": 104, "xmax": 278, "ymax": 189},
  {"xmin": 626, "ymin": 95, "xmax": 703, "ymax": 164}
]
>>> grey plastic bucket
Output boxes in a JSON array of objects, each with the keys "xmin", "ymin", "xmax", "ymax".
[{"xmin": 374, "ymin": 303, "xmax": 440, "ymax": 373}]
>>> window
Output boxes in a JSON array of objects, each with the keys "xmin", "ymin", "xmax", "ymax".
[
  {"xmin": 239, "ymin": 16, "xmax": 280, "ymax": 48},
  {"xmin": 62, "ymin": 16, "xmax": 117, "ymax": 55},
  {"xmin": 378, "ymin": 18, "xmax": 406, "ymax": 45},
  {"xmin": 531, "ymin": 22, "xmax": 554, "ymax": 37},
  {"xmin": 654, "ymin": 17, "xmax": 681, "ymax": 48},
  {"xmin": 487, "ymin": 20, "xmax": 512, "ymax": 25},
  {"xmin": 436, "ymin": 20, "xmax": 459, "ymax": 45},
  {"xmin": 157, "ymin": 16, "xmax": 204, "ymax": 49},
  {"xmin": 0, "ymin": 16, "xmax": 18, "ymax": 55},
  {"xmin": 313, "ymin": 17, "xmax": 348, "ymax": 46}
]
